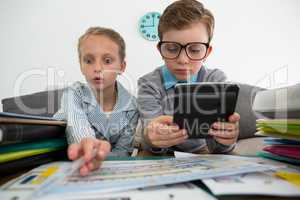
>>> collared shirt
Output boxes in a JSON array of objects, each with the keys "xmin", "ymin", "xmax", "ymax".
[
  {"xmin": 53, "ymin": 81, "xmax": 139, "ymax": 156},
  {"xmin": 161, "ymin": 66, "xmax": 198, "ymax": 90}
]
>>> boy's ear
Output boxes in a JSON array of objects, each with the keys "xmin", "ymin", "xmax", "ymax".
[
  {"xmin": 205, "ymin": 46, "xmax": 213, "ymax": 58},
  {"xmin": 156, "ymin": 43, "xmax": 161, "ymax": 53}
]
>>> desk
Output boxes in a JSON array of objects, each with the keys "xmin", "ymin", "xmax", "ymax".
[{"xmin": 1, "ymin": 137, "xmax": 299, "ymax": 200}]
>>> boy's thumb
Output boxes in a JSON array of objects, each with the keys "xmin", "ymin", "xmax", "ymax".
[{"xmin": 154, "ymin": 115, "xmax": 173, "ymax": 125}]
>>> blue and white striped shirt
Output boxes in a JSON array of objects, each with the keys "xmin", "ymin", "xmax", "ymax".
[{"xmin": 54, "ymin": 81, "xmax": 139, "ymax": 156}]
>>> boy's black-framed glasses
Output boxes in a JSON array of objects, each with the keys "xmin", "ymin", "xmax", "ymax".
[{"xmin": 158, "ymin": 41, "xmax": 209, "ymax": 61}]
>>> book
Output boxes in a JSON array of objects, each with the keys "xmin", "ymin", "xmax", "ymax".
[
  {"xmin": 257, "ymin": 151, "xmax": 300, "ymax": 165},
  {"xmin": 0, "ymin": 149, "xmax": 68, "ymax": 175},
  {"xmin": 255, "ymin": 131, "xmax": 300, "ymax": 141},
  {"xmin": 0, "ymin": 112, "xmax": 59, "ymax": 121},
  {"xmin": 263, "ymin": 145, "xmax": 300, "ymax": 160},
  {"xmin": 0, "ymin": 147, "xmax": 66, "ymax": 163},
  {"xmin": 0, "ymin": 138, "xmax": 67, "ymax": 154},
  {"xmin": 0, "ymin": 123, "xmax": 66, "ymax": 145},
  {"xmin": 0, "ymin": 111, "xmax": 66, "ymax": 126}
]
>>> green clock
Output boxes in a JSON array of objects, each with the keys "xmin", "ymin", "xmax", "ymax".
[{"xmin": 138, "ymin": 12, "xmax": 161, "ymax": 41}]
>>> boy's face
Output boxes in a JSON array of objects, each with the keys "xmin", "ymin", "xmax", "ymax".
[
  {"xmin": 79, "ymin": 35, "xmax": 126, "ymax": 92},
  {"xmin": 158, "ymin": 21, "xmax": 212, "ymax": 80}
]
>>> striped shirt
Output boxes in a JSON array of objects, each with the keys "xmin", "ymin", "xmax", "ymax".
[{"xmin": 53, "ymin": 81, "xmax": 139, "ymax": 156}]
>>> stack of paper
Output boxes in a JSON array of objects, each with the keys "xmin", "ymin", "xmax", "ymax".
[{"xmin": 256, "ymin": 119, "xmax": 300, "ymax": 165}]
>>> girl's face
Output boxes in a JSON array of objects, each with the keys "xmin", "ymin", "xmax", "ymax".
[{"xmin": 79, "ymin": 35, "xmax": 126, "ymax": 92}]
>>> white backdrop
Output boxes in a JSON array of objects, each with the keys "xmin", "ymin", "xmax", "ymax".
[{"xmin": 0, "ymin": 0, "xmax": 299, "ymax": 107}]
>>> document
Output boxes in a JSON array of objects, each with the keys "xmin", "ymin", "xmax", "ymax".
[
  {"xmin": 0, "ymin": 155, "xmax": 282, "ymax": 200},
  {"xmin": 202, "ymin": 170, "xmax": 300, "ymax": 197}
]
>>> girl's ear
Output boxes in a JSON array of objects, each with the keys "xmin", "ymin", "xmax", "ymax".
[{"xmin": 120, "ymin": 60, "xmax": 126, "ymax": 73}]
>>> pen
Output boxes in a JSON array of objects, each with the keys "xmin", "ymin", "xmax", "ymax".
[{"xmin": 67, "ymin": 148, "xmax": 98, "ymax": 176}]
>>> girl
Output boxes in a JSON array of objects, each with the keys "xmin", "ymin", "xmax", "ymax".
[{"xmin": 54, "ymin": 27, "xmax": 138, "ymax": 176}]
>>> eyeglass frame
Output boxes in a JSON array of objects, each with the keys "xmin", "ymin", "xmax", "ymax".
[{"xmin": 157, "ymin": 41, "xmax": 210, "ymax": 61}]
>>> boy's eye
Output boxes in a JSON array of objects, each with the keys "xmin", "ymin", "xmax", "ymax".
[
  {"xmin": 165, "ymin": 45, "xmax": 180, "ymax": 53},
  {"xmin": 167, "ymin": 47, "xmax": 179, "ymax": 53},
  {"xmin": 187, "ymin": 44, "xmax": 205, "ymax": 54},
  {"xmin": 162, "ymin": 43, "xmax": 180, "ymax": 53}
]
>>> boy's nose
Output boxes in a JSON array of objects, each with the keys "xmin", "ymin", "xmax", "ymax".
[{"xmin": 177, "ymin": 49, "xmax": 189, "ymax": 63}]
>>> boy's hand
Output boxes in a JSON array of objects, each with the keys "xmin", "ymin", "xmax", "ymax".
[
  {"xmin": 145, "ymin": 115, "xmax": 188, "ymax": 148},
  {"xmin": 208, "ymin": 112, "xmax": 240, "ymax": 146},
  {"xmin": 68, "ymin": 138, "xmax": 111, "ymax": 176}
]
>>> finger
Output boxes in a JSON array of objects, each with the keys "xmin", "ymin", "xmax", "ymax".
[
  {"xmin": 158, "ymin": 129, "xmax": 188, "ymax": 141},
  {"xmin": 81, "ymin": 138, "xmax": 96, "ymax": 162},
  {"xmin": 153, "ymin": 115, "xmax": 174, "ymax": 125},
  {"xmin": 153, "ymin": 135, "xmax": 188, "ymax": 148},
  {"xmin": 87, "ymin": 159, "xmax": 101, "ymax": 171},
  {"xmin": 148, "ymin": 128, "xmax": 187, "ymax": 142},
  {"xmin": 214, "ymin": 137, "xmax": 237, "ymax": 146},
  {"xmin": 157, "ymin": 124, "xmax": 180, "ymax": 135},
  {"xmin": 209, "ymin": 129, "xmax": 238, "ymax": 139},
  {"xmin": 229, "ymin": 112, "xmax": 240, "ymax": 123},
  {"xmin": 79, "ymin": 164, "xmax": 90, "ymax": 176},
  {"xmin": 212, "ymin": 122, "xmax": 237, "ymax": 131},
  {"xmin": 95, "ymin": 140, "xmax": 111, "ymax": 160},
  {"xmin": 68, "ymin": 143, "xmax": 82, "ymax": 161}
]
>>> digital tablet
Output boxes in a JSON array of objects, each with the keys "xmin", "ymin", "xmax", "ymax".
[{"xmin": 173, "ymin": 83, "xmax": 239, "ymax": 138}]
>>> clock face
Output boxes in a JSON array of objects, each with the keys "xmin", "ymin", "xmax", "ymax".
[{"xmin": 138, "ymin": 12, "xmax": 161, "ymax": 41}]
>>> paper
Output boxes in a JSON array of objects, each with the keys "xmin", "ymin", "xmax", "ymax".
[
  {"xmin": 276, "ymin": 171, "xmax": 300, "ymax": 186},
  {"xmin": 202, "ymin": 170, "xmax": 300, "ymax": 196},
  {"xmin": 0, "ymin": 163, "xmax": 60, "ymax": 200},
  {"xmin": 0, "ymin": 155, "xmax": 284, "ymax": 200},
  {"xmin": 55, "ymin": 183, "xmax": 217, "ymax": 200},
  {"xmin": 31, "ymin": 155, "xmax": 281, "ymax": 199}
]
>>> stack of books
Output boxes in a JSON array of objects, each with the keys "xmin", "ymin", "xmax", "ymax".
[
  {"xmin": 0, "ymin": 112, "xmax": 68, "ymax": 174},
  {"xmin": 256, "ymin": 119, "xmax": 300, "ymax": 165}
]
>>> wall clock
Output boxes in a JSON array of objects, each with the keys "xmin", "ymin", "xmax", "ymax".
[{"xmin": 138, "ymin": 12, "xmax": 161, "ymax": 41}]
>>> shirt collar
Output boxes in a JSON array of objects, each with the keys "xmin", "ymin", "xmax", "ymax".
[
  {"xmin": 161, "ymin": 65, "xmax": 198, "ymax": 90},
  {"xmin": 83, "ymin": 82, "xmax": 136, "ymax": 112}
]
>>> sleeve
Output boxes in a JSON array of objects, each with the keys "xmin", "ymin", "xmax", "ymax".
[
  {"xmin": 206, "ymin": 68, "xmax": 227, "ymax": 82},
  {"xmin": 53, "ymin": 87, "xmax": 96, "ymax": 144},
  {"xmin": 206, "ymin": 139, "xmax": 236, "ymax": 154},
  {"xmin": 110, "ymin": 111, "xmax": 139, "ymax": 156},
  {"xmin": 137, "ymin": 78, "xmax": 168, "ymax": 154}
]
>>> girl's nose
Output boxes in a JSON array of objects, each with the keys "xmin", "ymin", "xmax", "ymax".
[{"xmin": 94, "ymin": 63, "xmax": 102, "ymax": 73}]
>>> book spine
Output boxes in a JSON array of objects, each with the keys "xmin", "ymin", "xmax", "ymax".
[{"xmin": 0, "ymin": 124, "xmax": 65, "ymax": 145}]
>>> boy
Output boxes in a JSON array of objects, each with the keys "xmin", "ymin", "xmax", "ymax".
[
  {"xmin": 54, "ymin": 27, "xmax": 139, "ymax": 175},
  {"xmin": 137, "ymin": 0, "xmax": 240, "ymax": 154}
]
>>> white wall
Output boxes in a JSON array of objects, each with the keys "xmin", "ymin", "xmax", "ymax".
[{"xmin": 1, "ymin": 0, "xmax": 299, "ymax": 108}]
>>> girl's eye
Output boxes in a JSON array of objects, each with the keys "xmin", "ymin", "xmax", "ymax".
[
  {"xmin": 104, "ymin": 57, "xmax": 113, "ymax": 64},
  {"xmin": 83, "ymin": 58, "xmax": 93, "ymax": 64}
]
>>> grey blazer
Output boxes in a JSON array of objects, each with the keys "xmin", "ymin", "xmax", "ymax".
[{"xmin": 137, "ymin": 65, "xmax": 235, "ymax": 154}]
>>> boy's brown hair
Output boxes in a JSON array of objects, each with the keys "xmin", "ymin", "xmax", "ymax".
[
  {"xmin": 78, "ymin": 27, "xmax": 126, "ymax": 61},
  {"xmin": 158, "ymin": 0, "xmax": 214, "ymax": 42}
]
